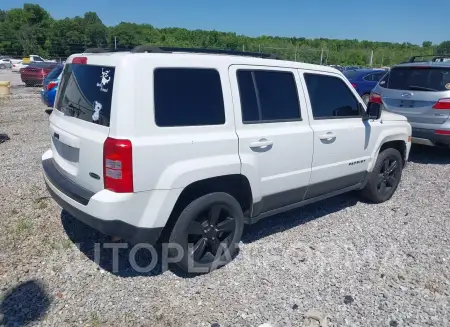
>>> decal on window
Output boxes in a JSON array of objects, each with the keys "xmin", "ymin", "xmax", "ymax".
[
  {"xmin": 92, "ymin": 101, "xmax": 102, "ymax": 121},
  {"xmin": 97, "ymin": 68, "xmax": 111, "ymax": 93}
]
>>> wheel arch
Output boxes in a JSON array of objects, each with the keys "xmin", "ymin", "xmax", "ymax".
[{"xmin": 159, "ymin": 174, "xmax": 254, "ymax": 242}]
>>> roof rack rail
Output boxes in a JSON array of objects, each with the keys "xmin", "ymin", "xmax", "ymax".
[
  {"xmin": 407, "ymin": 54, "xmax": 450, "ymax": 63},
  {"xmin": 83, "ymin": 47, "xmax": 130, "ymax": 53},
  {"xmin": 130, "ymin": 45, "xmax": 280, "ymax": 59}
]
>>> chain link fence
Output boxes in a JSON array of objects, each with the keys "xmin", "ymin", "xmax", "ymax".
[{"xmin": 0, "ymin": 42, "xmax": 414, "ymax": 67}]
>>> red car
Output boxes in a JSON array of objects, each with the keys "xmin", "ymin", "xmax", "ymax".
[{"xmin": 20, "ymin": 62, "xmax": 59, "ymax": 87}]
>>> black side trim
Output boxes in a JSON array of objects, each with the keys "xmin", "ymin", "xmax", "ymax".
[
  {"xmin": 304, "ymin": 171, "xmax": 365, "ymax": 200},
  {"xmin": 42, "ymin": 158, "xmax": 94, "ymax": 205},
  {"xmin": 45, "ymin": 184, "xmax": 163, "ymax": 245},
  {"xmin": 250, "ymin": 171, "xmax": 368, "ymax": 222},
  {"xmin": 253, "ymin": 186, "xmax": 307, "ymax": 216}
]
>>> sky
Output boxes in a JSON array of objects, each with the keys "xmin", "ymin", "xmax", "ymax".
[{"xmin": 2, "ymin": 0, "xmax": 448, "ymax": 45}]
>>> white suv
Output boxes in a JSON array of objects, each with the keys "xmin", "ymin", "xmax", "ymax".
[{"xmin": 42, "ymin": 47, "xmax": 412, "ymax": 273}]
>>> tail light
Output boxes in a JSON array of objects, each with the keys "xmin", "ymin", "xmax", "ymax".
[
  {"xmin": 351, "ymin": 83, "xmax": 357, "ymax": 88},
  {"xmin": 47, "ymin": 81, "xmax": 58, "ymax": 91},
  {"xmin": 432, "ymin": 98, "xmax": 450, "ymax": 110},
  {"xmin": 369, "ymin": 92, "xmax": 383, "ymax": 104},
  {"xmin": 103, "ymin": 137, "xmax": 133, "ymax": 193},
  {"xmin": 435, "ymin": 130, "xmax": 450, "ymax": 135},
  {"xmin": 72, "ymin": 57, "xmax": 87, "ymax": 64}
]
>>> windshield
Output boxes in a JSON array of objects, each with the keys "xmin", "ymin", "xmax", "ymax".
[
  {"xmin": 381, "ymin": 66, "xmax": 450, "ymax": 92},
  {"xmin": 55, "ymin": 64, "xmax": 115, "ymax": 127}
]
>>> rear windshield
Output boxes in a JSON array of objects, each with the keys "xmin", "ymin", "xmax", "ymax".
[
  {"xmin": 343, "ymin": 70, "xmax": 360, "ymax": 80},
  {"xmin": 55, "ymin": 64, "xmax": 115, "ymax": 127},
  {"xmin": 380, "ymin": 66, "xmax": 450, "ymax": 92},
  {"xmin": 46, "ymin": 65, "xmax": 63, "ymax": 81}
]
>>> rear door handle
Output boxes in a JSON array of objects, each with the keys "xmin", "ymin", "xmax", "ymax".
[
  {"xmin": 319, "ymin": 132, "xmax": 337, "ymax": 140},
  {"xmin": 249, "ymin": 139, "xmax": 273, "ymax": 149}
]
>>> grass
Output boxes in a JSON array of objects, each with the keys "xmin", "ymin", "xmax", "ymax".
[
  {"xmin": 14, "ymin": 216, "xmax": 33, "ymax": 234},
  {"xmin": 90, "ymin": 313, "xmax": 101, "ymax": 327},
  {"xmin": 34, "ymin": 197, "xmax": 48, "ymax": 209}
]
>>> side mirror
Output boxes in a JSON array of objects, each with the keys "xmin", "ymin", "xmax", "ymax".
[{"xmin": 366, "ymin": 102, "xmax": 382, "ymax": 120}]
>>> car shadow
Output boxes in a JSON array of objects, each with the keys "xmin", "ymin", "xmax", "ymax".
[
  {"xmin": 408, "ymin": 144, "xmax": 450, "ymax": 165},
  {"xmin": 242, "ymin": 192, "xmax": 359, "ymax": 243},
  {"xmin": 61, "ymin": 192, "xmax": 360, "ymax": 278},
  {"xmin": 0, "ymin": 279, "xmax": 52, "ymax": 327}
]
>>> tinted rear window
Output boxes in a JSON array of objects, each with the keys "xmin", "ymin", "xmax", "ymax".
[
  {"xmin": 343, "ymin": 70, "xmax": 360, "ymax": 80},
  {"xmin": 381, "ymin": 67, "xmax": 450, "ymax": 92},
  {"xmin": 55, "ymin": 64, "xmax": 115, "ymax": 127},
  {"xmin": 46, "ymin": 65, "xmax": 63, "ymax": 80}
]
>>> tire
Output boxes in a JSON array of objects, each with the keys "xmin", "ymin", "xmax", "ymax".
[
  {"xmin": 361, "ymin": 148, "xmax": 403, "ymax": 203},
  {"xmin": 0, "ymin": 64, "xmax": 6, "ymax": 69},
  {"xmin": 25, "ymin": 81, "xmax": 34, "ymax": 87},
  {"xmin": 168, "ymin": 192, "xmax": 244, "ymax": 273},
  {"xmin": 361, "ymin": 94, "xmax": 370, "ymax": 105}
]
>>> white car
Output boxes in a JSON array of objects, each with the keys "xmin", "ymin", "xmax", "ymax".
[
  {"xmin": 42, "ymin": 47, "xmax": 412, "ymax": 273},
  {"xmin": 0, "ymin": 58, "xmax": 12, "ymax": 69},
  {"xmin": 11, "ymin": 61, "xmax": 28, "ymax": 73}
]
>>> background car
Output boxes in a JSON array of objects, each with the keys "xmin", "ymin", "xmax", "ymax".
[
  {"xmin": 40, "ymin": 64, "xmax": 63, "ymax": 107},
  {"xmin": 343, "ymin": 69, "xmax": 387, "ymax": 104},
  {"xmin": 11, "ymin": 60, "xmax": 28, "ymax": 73},
  {"xmin": 371, "ymin": 59, "xmax": 450, "ymax": 147},
  {"xmin": 20, "ymin": 62, "xmax": 59, "ymax": 87},
  {"xmin": 0, "ymin": 58, "xmax": 12, "ymax": 69}
]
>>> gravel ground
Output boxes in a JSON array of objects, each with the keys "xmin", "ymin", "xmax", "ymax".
[{"xmin": 1, "ymin": 69, "xmax": 450, "ymax": 327}]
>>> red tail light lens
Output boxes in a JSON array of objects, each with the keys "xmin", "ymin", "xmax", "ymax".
[
  {"xmin": 432, "ymin": 98, "xmax": 450, "ymax": 110},
  {"xmin": 351, "ymin": 83, "xmax": 357, "ymax": 88},
  {"xmin": 47, "ymin": 81, "xmax": 58, "ymax": 91},
  {"xmin": 369, "ymin": 92, "xmax": 383, "ymax": 104},
  {"xmin": 435, "ymin": 130, "xmax": 450, "ymax": 135},
  {"xmin": 72, "ymin": 57, "xmax": 87, "ymax": 64},
  {"xmin": 103, "ymin": 137, "xmax": 133, "ymax": 193}
]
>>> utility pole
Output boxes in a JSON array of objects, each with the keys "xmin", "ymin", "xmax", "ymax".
[
  {"xmin": 320, "ymin": 48, "xmax": 324, "ymax": 65},
  {"xmin": 243, "ymin": 44, "xmax": 245, "ymax": 52},
  {"xmin": 259, "ymin": 44, "xmax": 261, "ymax": 53},
  {"xmin": 369, "ymin": 50, "xmax": 374, "ymax": 67},
  {"xmin": 114, "ymin": 36, "xmax": 117, "ymax": 49},
  {"xmin": 294, "ymin": 45, "xmax": 298, "ymax": 61}
]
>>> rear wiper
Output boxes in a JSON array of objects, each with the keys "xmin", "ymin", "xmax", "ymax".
[{"xmin": 408, "ymin": 85, "xmax": 437, "ymax": 91}]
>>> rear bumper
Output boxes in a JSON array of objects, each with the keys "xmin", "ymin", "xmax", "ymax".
[
  {"xmin": 411, "ymin": 127, "xmax": 450, "ymax": 146},
  {"xmin": 42, "ymin": 154, "xmax": 165, "ymax": 244},
  {"xmin": 40, "ymin": 89, "xmax": 55, "ymax": 107}
]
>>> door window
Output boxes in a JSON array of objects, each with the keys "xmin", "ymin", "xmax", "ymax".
[
  {"xmin": 304, "ymin": 73, "xmax": 361, "ymax": 119},
  {"xmin": 237, "ymin": 70, "xmax": 301, "ymax": 123}
]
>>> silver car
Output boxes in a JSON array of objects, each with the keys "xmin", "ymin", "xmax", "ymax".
[{"xmin": 371, "ymin": 56, "xmax": 450, "ymax": 147}]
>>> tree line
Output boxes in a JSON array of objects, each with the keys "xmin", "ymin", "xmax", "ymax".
[{"xmin": 1, "ymin": 3, "xmax": 450, "ymax": 66}]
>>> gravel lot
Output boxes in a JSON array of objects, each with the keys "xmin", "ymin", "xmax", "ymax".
[{"xmin": 1, "ymin": 69, "xmax": 450, "ymax": 327}]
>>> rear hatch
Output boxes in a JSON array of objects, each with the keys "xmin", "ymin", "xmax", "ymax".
[
  {"xmin": 378, "ymin": 66, "xmax": 450, "ymax": 124},
  {"xmin": 50, "ymin": 61, "xmax": 115, "ymax": 193}
]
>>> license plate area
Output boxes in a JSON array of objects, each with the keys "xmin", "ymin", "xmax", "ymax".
[{"xmin": 398, "ymin": 100, "xmax": 415, "ymax": 108}]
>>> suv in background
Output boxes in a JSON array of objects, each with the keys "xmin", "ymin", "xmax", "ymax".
[
  {"xmin": 42, "ymin": 47, "xmax": 411, "ymax": 273},
  {"xmin": 371, "ymin": 55, "xmax": 450, "ymax": 147}
]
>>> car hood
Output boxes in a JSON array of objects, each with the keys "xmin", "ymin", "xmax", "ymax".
[{"xmin": 381, "ymin": 110, "xmax": 407, "ymax": 121}]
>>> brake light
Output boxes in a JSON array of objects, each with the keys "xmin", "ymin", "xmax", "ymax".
[
  {"xmin": 435, "ymin": 130, "xmax": 450, "ymax": 135},
  {"xmin": 103, "ymin": 138, "xmax": 133, "ymax": 193},
  {"xmin": 369, "ymin": 92, "xmax": 383, "ymax": 104},
  {"xmin": 47, "ymin": 81, "xmax": 58, "ymax": 91},
  {"xmin": 72, "ymin": 57, "xmax": 87, "ymax": 64},
  {"xmin": 432, "ymin": 98, "xmax": 450, "ymax": 110},
  {"xmin": 351, "ymin": 83, "xmax": 357, "ymax": 88}
]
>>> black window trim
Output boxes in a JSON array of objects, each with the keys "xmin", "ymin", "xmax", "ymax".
[
  {"xmin": 237, "ymin": 68, "xmax": 303, "ymax": 124},
  {"xmin": 153, "ymin": 67, "xmax": 226, "ymax": 128},
  {"xmin": 304, "ymin": 72, "xmax": 363, "ymax": 120}
]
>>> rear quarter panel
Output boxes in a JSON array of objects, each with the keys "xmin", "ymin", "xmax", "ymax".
[{"xmin": 109, "ymin": 55, "xmax": 242, "ymax": 192}]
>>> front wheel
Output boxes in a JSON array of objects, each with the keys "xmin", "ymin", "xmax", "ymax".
[
  {"xmin": 0, "ymin": 64, "xmax": 6, "ymax": 69},
  {"xmin": 168, "ymin": 192, "xmax": 244, "ymax": 273},
  {"xmin": 361, "ymin": 148, "xmax": 403, "ymax": 203}
]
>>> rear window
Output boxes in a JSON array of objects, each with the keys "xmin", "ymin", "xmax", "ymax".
[
  {"xmin": 380, "ymin": 67, "xmax": 450, "ymax": 92},
  {"xmin": 55, "ymin": 64, "xmax": 115, "ymax": 127},
  {"xmin": 343, "ymin": 70, "xmax": 360, "ymax": 80},
  {"xmin": 46, "ymin": 65, "xmax": 63, "ymax": 81}
]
